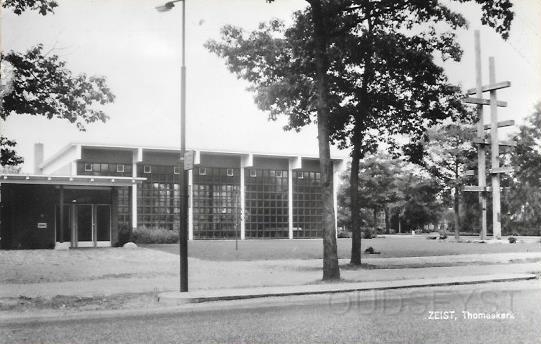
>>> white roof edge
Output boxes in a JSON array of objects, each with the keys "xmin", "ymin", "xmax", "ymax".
[
  {"xmin": 38, "ymin": 143, "xmax": 345, "ymax": 169},
  {"xmin": 0, "ymin": 173, "xmax": 146, "ymax": 181}
]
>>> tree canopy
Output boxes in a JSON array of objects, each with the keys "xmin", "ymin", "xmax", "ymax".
[
  {"xmin": 207, "ymin": 0, "xmax": 513, "ymax": 266},
  {"xmin": 506, "ymin": 102, "xmax": 541, "ymax": 234}
]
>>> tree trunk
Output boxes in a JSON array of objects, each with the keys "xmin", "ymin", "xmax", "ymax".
[
  {"xmin": 349, "ymin": 3, "xmax": 374, "ymax": 264},
  {"xmin": 454, "ymin": 185, "xmax": 461, "ymax": 240},
  {"xmin": 350, "ymin": 143, "xmax": 362, "ymax": 265},
  {"xmin": 310, "ymin": 0, "xmax": 340, "ymax": 280},
  {"xmin": 373, "ymin": 208, "xmax": 378, "ymax": 229},
  {"xmin": 384, "ymin": 206, "xmax": 390, "ymax": 233},
  {"xmin": 454, "ymin": 159, "xmax": 460, "ymax": 240}
]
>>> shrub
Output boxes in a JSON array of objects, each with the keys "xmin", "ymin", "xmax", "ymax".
[
  {"xmin": 115, "ymin": 224, "xmax": 132, "ymax": 247},
  {"xmin": 362, "ymin": 227, "xmax": 377, "ymax": 239},
  {"xmin": 131, "ymin": 226, "xmax": 179, "ymax": 244}
]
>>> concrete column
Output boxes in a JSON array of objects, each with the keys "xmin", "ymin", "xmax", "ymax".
[
  {"xmin": 188, "ymin": 169, "xmax": 193, "ymax": 240},
  {"xmin": 240, "ymin": 166, "xmax": 246, "ymax": 240},
  {"xmin": 240, "ymin": 154, "xmax": 252, "ymax": 240},
  {"xmin": 34, "ymin": 143, "xmax": 44, "ymax": 174},
  {"xmin": 288, "ymin": 156, "xmax": 301, "ymax": 239},
  {"xmin": 333, "ymin": 160, "xmax": 342, "ymax": 237},
  {"xmin": 131, "ymin": 150, "xmax": 141, "ymax": 230},
  {"xmin": 288, "ymin": 161, "xmax": 294, "ymax": 239}
]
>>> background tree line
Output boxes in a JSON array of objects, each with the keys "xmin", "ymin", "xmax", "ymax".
[{"xmin": 338, "ymin": 104, "xmax": 541, "ymax": 238}]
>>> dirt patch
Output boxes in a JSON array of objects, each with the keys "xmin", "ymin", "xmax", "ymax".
[
  {"xmin": 340, "ymin": 257, "xmax": 541, "ymax": 270},
  {"xmin": 0, "ymin": 292, "xmax": 161, "ymax": 313}
]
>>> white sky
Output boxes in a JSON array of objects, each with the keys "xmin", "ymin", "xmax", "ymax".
[{"xmin": 1, "ymin": 0, "xmax": 540, "ymax": 173}]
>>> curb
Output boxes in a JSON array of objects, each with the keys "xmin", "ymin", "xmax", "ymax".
[
  {"xmin": 158, "ymin": 273, "xmax": 537, "ymax": 305},
  {"xmin": 1, "ymin": 273, "xmax": 536, "ymax": 325}
]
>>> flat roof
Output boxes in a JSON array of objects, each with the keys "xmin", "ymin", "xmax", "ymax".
[
  {"xmin": 40, "ymin": 143, "xmax": 345, "ymax": 170},
  {"xmin": 0, "ymin": 174, "xmax": 146, "ymax": 187}
]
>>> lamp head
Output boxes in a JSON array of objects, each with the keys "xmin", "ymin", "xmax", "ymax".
[{"xmin": 155, "ymin": 1, "xmax": 175, "ymax": 12}]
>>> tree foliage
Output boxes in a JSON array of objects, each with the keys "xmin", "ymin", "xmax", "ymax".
[
  {"xmin": 207, "ymin": 0, "xmax": 513, "ymax": 266},
  {"xmin": 1, "ymin": 1, "xmax": 115, "ymax": 167},
  {"xmin": 0, "ymin": 137, "xmax": 23, "ymax": 166},
  {"xmin": 399, "ymin": 175, "xmax": 443, "ymax": 231},
  {"xmin": 419, "ymin": 123, "xmax": 477, "ymax": 237},
  {"xmin": 506, "ymin": 102, "xmax": 541, "ymax": 234},
  {"xmin": 2, "ymin": 0, "xmax": 58, "ymax": 15},
  {"xmin": 338, "ymin": 155, "xmax": 443, "ymax": 233},
  {"xmin": 1, "ymin": 45, "xmax": 115, "ymax": 130}
]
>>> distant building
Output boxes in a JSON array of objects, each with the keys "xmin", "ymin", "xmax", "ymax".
[{"xmin": 0, "ymin": 143, "xmax": 343, "ymax": 249}]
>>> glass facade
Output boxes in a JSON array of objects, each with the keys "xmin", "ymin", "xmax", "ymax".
[
  {"xmin": 192, "ymin": 167, "xmax": 240, "ymax": 239},
  {"xmin": 293, "ymin": 171, "xmax": 323, "ymax": 238},
  {"xmin": 136, "ymin": 165, "xmax": 180, "ymax": 230},
  {"xmin": 245, "ymin": 168, "xmax": 289, "ymax": 238},
  {"xmin": 116, "ymin": 186, "xmax": 131, "ymax": 228},
  {"xmin": 75, "ymin": 153, "xmax": 335, "ymax": 240}
]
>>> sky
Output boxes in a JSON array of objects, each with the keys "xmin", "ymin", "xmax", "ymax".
[{"xmin": 1, "ymin": 0, "xmax": 540, "ymax": 173}]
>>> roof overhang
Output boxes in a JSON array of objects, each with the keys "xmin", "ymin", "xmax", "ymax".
[{"xmin": 0, "ymin": 174, "xmax": 146, "ymax": 187}]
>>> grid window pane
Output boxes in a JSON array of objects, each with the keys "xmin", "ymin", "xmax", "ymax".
[
  {"xmin": 293, "ymin": 170, "xmax": 323, "ymax": 238},
  {"xmin": 245, "ymin": 168, "xmax": 289, "ymax": 239},
  {"xmin": 192, "ymin": 167, "xmax": 241, "ymax": 239}
]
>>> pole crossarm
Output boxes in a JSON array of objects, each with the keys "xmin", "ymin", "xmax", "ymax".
[
  {"xmin": 489, "ymin": 167, "xmax": 513, "ymax": 174},
  {"xmin": 468, "ymin": 120, "xmax": 515, "ymax": 132},
  {"xmin": 472, "ymin": 138, "xmax": 517, "ymax": 147},
  {"xmin": 466, "ymin": 81, "xmax": 511, "ymax": 95},
  {"xmin": 463, "ymin": 185, "xmax": 489, "ymax": 192},
  {"xmin": 463, "ymin": 185, "xmax": 511, "ymax": 192},
  {"xmin": 463, "ymin": 97, "xmax": 507, "ymax": 107},
  {"xmin": 483, "ymin": 120, "xmax": 514, "ymax": 130}
]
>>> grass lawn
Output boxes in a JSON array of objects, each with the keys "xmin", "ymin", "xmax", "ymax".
[{"xmin": 143, "ymin": 236, "xmax": 541, "ymax": 261}]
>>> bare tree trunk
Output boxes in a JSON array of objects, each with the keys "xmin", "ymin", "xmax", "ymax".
[
  {"xmin": 310, "ymin": 0, "xmax": 340, "ymax": 280},
  {"xmin": 454, "ymin": 185, "xmax": 461, "ymax": 240},
  {"xmin": 384, "ymin": 206, "xmax": 390, "ymax": 233},
  {"xmin": 350, "ymin": 144, "xmax": 361, "ymax": 265},
  {"xmin": 349, "ymin": 2, "xmax": 374, "ymax": 265},
  {"xmin": 373, "ymin": 208, "xmax": 378, "ymax": 229},
  {"xmin": 454, "ymin": 160, "xmax": 461, "ymax": 240}
]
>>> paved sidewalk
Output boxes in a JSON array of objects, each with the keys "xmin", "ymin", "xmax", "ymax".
[{"xmin": 158, "ymin": 273, "xmax": 538, "ymax": 304}]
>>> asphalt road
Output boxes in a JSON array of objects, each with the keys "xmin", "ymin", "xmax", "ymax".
[{"xmin": 2, "ymin": 280, "xmax": 540, "ymax": 344}]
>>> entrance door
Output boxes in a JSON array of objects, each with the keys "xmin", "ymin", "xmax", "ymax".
[
  {"xmin": 73, "ymin": 204, "xmax": 111, "ymax": 247},
  {"xmin": 76, "ymin": 205, "xmax": 93, "ymax": 247}
]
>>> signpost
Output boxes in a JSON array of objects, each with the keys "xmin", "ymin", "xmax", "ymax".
[
  {"xmin": 184, "ymin": 150, "xmax": 195, "ymax": 171},
  {"xmin": 463, "ymin": 30, "xmax": 514, "ymax": 240}
]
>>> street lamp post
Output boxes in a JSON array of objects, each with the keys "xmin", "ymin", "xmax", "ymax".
[{"xmin": 156, "ymin": 0, "xmax": 189, "ymax": 292}]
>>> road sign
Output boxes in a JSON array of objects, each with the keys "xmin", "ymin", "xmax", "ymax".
[{"xmin": 184, "ymin": 150, "xmax": 195, "ymax": 170}]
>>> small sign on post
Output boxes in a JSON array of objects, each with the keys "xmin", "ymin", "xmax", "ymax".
[{"xmin": 184, "ymin": 150, "xmax": 195, "ymax": 170}]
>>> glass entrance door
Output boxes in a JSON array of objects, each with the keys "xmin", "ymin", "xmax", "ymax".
[
  {"xmin": 76, "ymin": 205, "xmax": 93, "ymax": 247},
  {"xmin": 73, "ymin": 204, "xmax": 111, "ymax": 247},
  {"xmin": 95, "ymin": 205, "xmax": 111, "ymax": 246}
]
